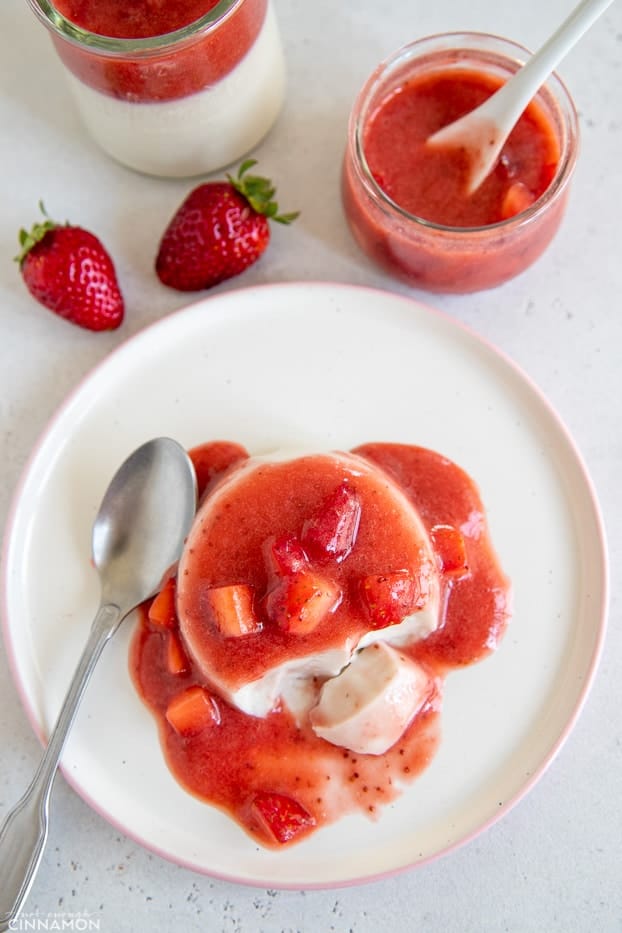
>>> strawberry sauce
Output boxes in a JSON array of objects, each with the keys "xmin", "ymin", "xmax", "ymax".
[
  {"xmin": 176, "ymin": 452, "xmax": 436, "ymax": 690},
  {"xmin": 362, "ymin": 69, "xmax": 559, "ymax": 228},
  {"xmin": 130, "ymin": 441, "xmax": 510, "ymax": 848},
  {"xmin": 51, "ymin": 0, "xmax": 268, "ymax": 101},
  {"xmin": 54, "ymin": 1, "xmax": 225, "ymax": 39}
]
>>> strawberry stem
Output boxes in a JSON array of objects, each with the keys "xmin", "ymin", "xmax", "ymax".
[{"xmin": 227, "ymin": 161, "xmax": 299, "ymax": 225}]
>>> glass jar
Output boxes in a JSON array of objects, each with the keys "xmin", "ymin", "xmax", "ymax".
[
  {"xmin": 342, "ymin": 33, "xmax": 579, "ymax": 293},
  {"xmin": 25, "ymin": 0, "xmax": 286, "ymax": 177}
]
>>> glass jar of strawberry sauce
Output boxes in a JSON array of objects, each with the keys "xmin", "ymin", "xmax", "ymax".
[
  {"xmin": 342, "ymin": 33, "xmax": 579, "ymax": 293},
  {"xmin": 25, "ymin": 0, "xmax": 286, "ymax": 178}
]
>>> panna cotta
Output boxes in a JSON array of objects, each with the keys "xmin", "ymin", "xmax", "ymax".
[
  {"xmin": 310, "ymin": 643, "xmax": 433, "ymax": 756},
  {"xmin": 28, "ymin": 0, "xmax": 285, "ymax": 177},
  {"xmin": 131, "ymin": 440, "xmax": 511, "ymax": 848},
  {"xmin": 176, "ymin": 450, "xmax": 440, "ymax": 718}
]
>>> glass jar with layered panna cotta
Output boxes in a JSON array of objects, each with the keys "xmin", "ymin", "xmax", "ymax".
[{"xmin": 25, "ymin": 0, "xmax": 286, "ymax": 177}]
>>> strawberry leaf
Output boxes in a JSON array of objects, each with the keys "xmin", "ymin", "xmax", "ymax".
[
  {"xmin": 15, "ymin": 201, "xmax": 59, "ymax": 265},
  {"xmin": 237, "ymin": 157, "xmax": 259, "ymax": 176},
  {"xmin": 273, "ymin": 211, "xmax": 300, "ymax": 225},
  {"xmin": 227, "ymin": 161, "xmax": 299, "ymax": 224}
]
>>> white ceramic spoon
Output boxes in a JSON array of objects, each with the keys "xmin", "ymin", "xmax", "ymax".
[{"xmin": 427, "ymin": 0, "xmax": 615, "ymax": 194}]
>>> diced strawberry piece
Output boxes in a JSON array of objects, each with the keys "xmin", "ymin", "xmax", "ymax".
[
  {"xmin": 165, "ymin": 686, "xmax": 221, "ymax": 736},
  {"xmin": 204, "ymin": 583, "xmax": 262, "ymax": 637},
  {"xmin": 264, "ymin": 571, "xmax": 342, "ymax": 635},
  {"xmin": 264, "ymin": 533, "xmax": 309, "ymax": 575},
  {"xmin": 188, "ymin": 441, "xmax": 249, "ymax": 499},
  {"xmin": 250, "ymin": 792, "xmax": 316, "ymax": 844},
  {"xmin": 360, "ymin": 570, "xmax": 422, "ymax": 628},
  {"xmin": 301, "ymin": 483, "xmax": 362, "ymax": 563},
  {"xmin": 148, "ymin": 577, "xmax": 177, "ymax": 629},
  {"xmin": 430, "ymin": 524, "xmax": 469, "ymax": 577},
  {"xmin": 167, "ymin": 631, "xmax": 189, "ymax": 675},
  {"xmin": 500, "ymin": 182, "xmax": 536, "ymax": 220}
]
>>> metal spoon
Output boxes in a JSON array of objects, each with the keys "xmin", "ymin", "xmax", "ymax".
[
  {"xmin": 427, "ymin": 0, "xmax": 614, "ymax": 194},
  {"xmin": 0, "ymin": 437, "xmax": 197, "ymax": 930}
]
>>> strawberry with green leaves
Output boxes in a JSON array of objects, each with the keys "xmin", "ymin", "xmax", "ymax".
[
  {"xmin": 16, "ymin": 203, "xmax": 124, "ymax": 331},
  {"xmin": 155, "ymin": 159, "xmax": 298, "ymax": 291}
]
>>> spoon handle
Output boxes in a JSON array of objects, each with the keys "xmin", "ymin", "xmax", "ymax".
[
  {"xmin": 0, "ymin": 603, "xmax": 121, "ymax": 930},
  {"xmin": 428, "ymin": 0, "xmax": 615, "ymax": 195},
  {"xmin": 483, "ymin": 0, "xmax": 615, "ymax": 131}
]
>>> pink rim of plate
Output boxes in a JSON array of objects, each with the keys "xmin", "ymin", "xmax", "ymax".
[{"xmin": 0, "ymin": 281, "xmax": 609, "ymax": 890}]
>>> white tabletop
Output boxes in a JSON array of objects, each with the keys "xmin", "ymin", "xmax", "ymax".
[{"xmin": 1, "ymin": 0, "xmax": 620, "ymax": 930}]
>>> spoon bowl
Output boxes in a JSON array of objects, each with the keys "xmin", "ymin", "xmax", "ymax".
[
  {"xmin": 0, "ymin": 437, "xmax": 197, "ymax": 931},
  {"xmin": 427, "ymin": 0, "xmax": 614, "ymax": 194},
  {"xmin": 92, "ymin": 437, "xmax": 197, "ymax": 612}
]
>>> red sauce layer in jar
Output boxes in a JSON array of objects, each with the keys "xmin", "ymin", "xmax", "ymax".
[
  {"xmin": 363, "ymin": 69, "xmax": 559, "ymax": 228},
  {"xmin": 130, "ymin": 441, "xmax": 511, "ymax": 848},
  {"xmin": 54, "ymin": 1, "xmax": 224, "ymax": 38},
  {"xmin": 51, "ymin": 0, "xmax": 268, "ymax": 101}
]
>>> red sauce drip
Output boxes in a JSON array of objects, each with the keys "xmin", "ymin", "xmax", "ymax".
[
  {"xmin": 353, "ymin": 443, "xmax": 511, "ymax": 666},
  {"xmin": 130, "ymin": 441, "xmax": 510, "ymax": 847},
  {"xmin": 363, "ymin": 69, "xmax": 559, "ymax": 227}
]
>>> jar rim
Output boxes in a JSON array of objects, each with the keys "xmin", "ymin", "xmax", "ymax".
[
  {"xmin": 349, "ymin": 31, "xmax": 580, "ymax": 235},
  {"xmin": 25, "ymin": 0, "xmax": 244, "ymax": 56}
]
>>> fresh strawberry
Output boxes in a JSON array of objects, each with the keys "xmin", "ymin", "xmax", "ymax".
[
  {"xmin": 148, "ymin": 577, "xmax": 177, "ymax": 629},
  {"xmin": 204, "ymin": 583, "xmax": 262, "ymax": 637},
  {"xmin": 264, "ymin": 570, "xmax": 342, "ymax": 635},
  {"xmin": 250, "ymin": 792, "xmax": 316, "ymax": 844},
  {"xmin": 165, "ymin": 686, "xmax": 221, "ymax": 736},
  {"xmin": 16, "ymin": 203, "xmax": 124, "ymax": 331},
  {"xmin": 301, "ymin": 483, "xmax": 362, "ymax": 563},
  {"xmin": 430, "ymin": 524, "xmax": 469, "ymax": 577},
  {"xmin": 155, "ymin": 159, "xmax": 298, "ymax": 291},
  {"xmin": 360, "ymin": 570, "xmax": 422, "ymax": 628}
]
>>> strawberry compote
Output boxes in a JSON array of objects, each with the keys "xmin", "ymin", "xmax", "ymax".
[
  {"xmin": 130, "ymin": 440, "xmax": 511, "ymax": 848},
  {"xmin": 27, "ymin": 0, "xmax": 285, "ymax": 176},
  {"xmin": 363, "ymin": 70, "xmax": 559, "ymax": 229},
  {"xmin": 342, "ymin": 33, "xmax": 578, "ymax": 292}
]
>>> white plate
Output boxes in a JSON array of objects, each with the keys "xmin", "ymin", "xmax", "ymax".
[{"xmin": 1, "ymin": 283, "xmax": 608, "ymax": 889}]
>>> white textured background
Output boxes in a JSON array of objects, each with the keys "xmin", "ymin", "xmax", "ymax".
[{"xmin": 1, "ymin": 0, "xmax": 620, "ymax": 930}]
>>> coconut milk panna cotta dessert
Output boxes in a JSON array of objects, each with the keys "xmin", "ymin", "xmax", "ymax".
[
  {"xmin": 131, "ymin": 441, "xmax": 511, "ymax": 847},
  {"xmin": 29, "ymin": 0, "xmax": 285, "ymax": 177}
]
